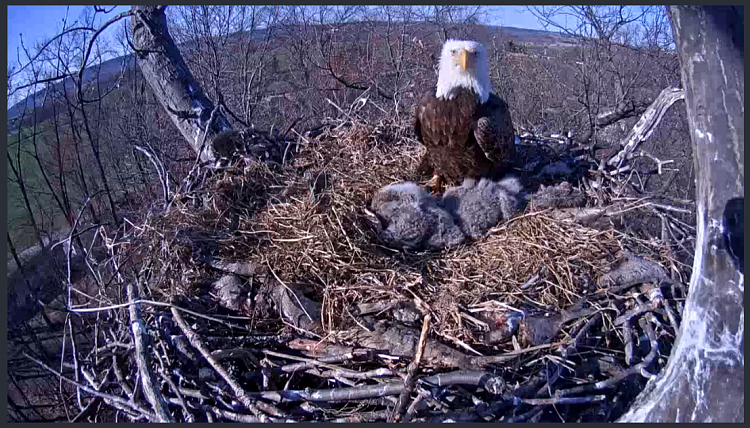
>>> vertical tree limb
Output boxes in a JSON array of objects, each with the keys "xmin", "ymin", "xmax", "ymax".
[
  {"xmin": 619, "ymin": 6, "xmax": 743, "ymax": 422},
  {"xmin": 130, "ymin": 5, "xmax": 232, "ymax": 161}
]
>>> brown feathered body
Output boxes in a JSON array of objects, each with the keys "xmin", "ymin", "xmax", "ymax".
[{"xmin": 414, "ymin": 87, "xmax": 515, "ymax": 184}]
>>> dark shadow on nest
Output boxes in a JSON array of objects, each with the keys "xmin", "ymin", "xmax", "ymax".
[
  {"xmin": 512, "ymin": 140, "xmax": 595, "ymax": 194},
  {"xmin": 195, "ymin": 129, "xmax": 303, "ymax": 225}
]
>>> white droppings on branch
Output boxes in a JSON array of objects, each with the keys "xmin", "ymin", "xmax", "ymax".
[{"xmin": 131, "ymin": 321, "xmax": 142, "ymax": 335}]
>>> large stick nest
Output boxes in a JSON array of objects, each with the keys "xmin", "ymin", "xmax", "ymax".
[{"xmin": 39, "ymin": 116, "xmax": 693, "ymax": 422}]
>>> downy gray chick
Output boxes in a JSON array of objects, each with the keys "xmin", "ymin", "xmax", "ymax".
[
  {"xmin": 371, "ymin": 182, "xmax": 466, "ymax": 250},
  {"xmin": 442, "ymin": 176, "xmax": 523, "ymax": 239},
  {"xmin": 528, "ymin": 181, "xmax": 587, "ymax": 210}
]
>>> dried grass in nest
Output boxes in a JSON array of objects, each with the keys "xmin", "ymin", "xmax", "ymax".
[
  {"xmin": 423, "ymin": 215, "xmax": 620, "ymax": 334},
  {"xmin": 141, "ymin": 116, "xmax": 675, "ymax": 351},
  {"xmin": 18, "ymin": 116, "xmax": 693, "ymax": 423}
]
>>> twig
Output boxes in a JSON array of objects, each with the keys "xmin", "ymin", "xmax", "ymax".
[
  {"xmin": 623, "ymin": 318, "xmax": 636, "ymax": 366},
  {"xmin": 505, "ymin": 406, "xmax": 543, "ymax": 422},
  {"xmin": 253, "ymin": 371, "xmax": 505, "ymax": 404},
  {"xmin": 169, "ymin": 306, "xmax": 280, "ymax": 420},
  {"xmin": 328, "ymin": 410, "xmax": 391, "ymax": 423},
  {"xmin": 255, "ymin": 381, "xmax": 405, "ymax": 403},
  {"xmin": 160, "ymin": 369, "xmax": 194, "ymax": 423},
  {"xmin": 220, "ymin": 347, "xmax": 393, "ymax": 380},
  {"xmin": 70, "ymin": 397, "xmax": 102, "ymax": 423},
  {"xmin": 190, "ymin": 403, "xmax": 289, "ymax": 423},
  {"xmin": 659, "ymin": 296, "xmax": 681, "ymax": 340},
  {"xmin": 403, "ymin": 391, "xmax": 428, "ymax": 423},
  {"xmin": 417, "ymin": 371, "xmax": 507, "ymax": 395},
  {"xmin": 519, "ymin": 394, "xmax": 607, "ymax": 406},
  {"xmin": 470, "ymin": 341, "xmax": 572, "ymax": 367},
  {"xmin": 390, "ymin": 314, "xmax": 431, "ymax": 422},
  {"xmin": 587, "ymin": 277, "xmax": 673, "ymax": 302},
  {"xmin": 71, "ymin": 367, "xmax": 111, "ymax": 422},
  {"xmin": 134, "ymin": 145, "xmax": 170, "ymax": 209},
  {"xmin": 562, "ymin": 312, "xmax": 602, "ymax": 358},
  {"xmin": 64, "ymin": 197, "xmax": 90, "ymax": 311},
  {"xmin": 637, "ymin": 150, "xmax": 674, "ymax": 175},
  {"xmin": 70, "ymin": 319, "xmax": 86, "ymax": 411},
  {"xmin": 613, "ymin": 302, "xmax": 658, "ymax": 326},
  {"xmin": 556, "ymin": 314, "xmax": 660, "ymax": 397},
  {"xmin": 127, "ymin": 283, "xmax": 173, "ymax": 422},
  {"xmin": 68, "ymin": 298, "xmax": 252, "ymax": 330},
  {"xmin": 22, "ymin": 352, "xmax": 155, "ymax": 420},
  {"xmin": 266, "ymin": 260, "xmax": 313, "ymax": 322},
  {"xmin": 53, "ymin": 342, "xmax": 72, "ymax": 422},
  {"xmin": 112, "ymin": 355, "xmax": 134, "ymax": 399}
]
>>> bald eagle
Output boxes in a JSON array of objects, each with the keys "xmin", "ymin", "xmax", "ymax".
[{"xmin": 414, "ymin": 39, "xmax": 515, "ymax": 192}]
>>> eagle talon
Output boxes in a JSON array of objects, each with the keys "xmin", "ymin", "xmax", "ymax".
[{"xmin": 423, "ymin": 175, "xmax": 444, "ymax": 194}]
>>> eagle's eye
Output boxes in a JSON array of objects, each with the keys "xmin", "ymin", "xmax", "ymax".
[{"xmin": 451, "ymin": 49, "xmax": 456, "ymax": 54}]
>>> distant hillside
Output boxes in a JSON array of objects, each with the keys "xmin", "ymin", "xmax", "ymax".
[
  {"xmin": 486, "ymin": 25, "xmax": 578, "ymax": 45},
  {"xmin": 7, "ymin": 24, "xmax": 575, "ymax": 131},
  {"xmin": 7, "ymin": 54, "xmax": 136, "ymax": 131}
]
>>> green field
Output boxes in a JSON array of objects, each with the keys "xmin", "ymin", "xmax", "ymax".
[{"xmin": 7, "ymin": 127, "xmax": 70, "ymax": 256}]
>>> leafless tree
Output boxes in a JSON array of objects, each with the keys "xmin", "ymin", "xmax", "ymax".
[
  {"xmin": 10, "ymin": 5, "xmax": 739, "ymax": 422},
  {"xmin": 525, "ymin": 6, "xmax": 679, "ymax": 142}
]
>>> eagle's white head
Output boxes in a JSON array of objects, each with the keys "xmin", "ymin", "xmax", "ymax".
[{"xmin": 435, "ymin": 39, "xmax": 491, "ymax": 104}]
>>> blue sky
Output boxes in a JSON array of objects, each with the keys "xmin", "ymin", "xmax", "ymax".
[
  {"xmin": 486, "ymin": 6, "xmax": 546, "ymax": 30},
  {"xmin": 7, "ymin": 5, "xmax": 131, "ymax": 69},
  {"xmin": 7, "ymin": 5, "xmax": 544, "ymax": 69}
]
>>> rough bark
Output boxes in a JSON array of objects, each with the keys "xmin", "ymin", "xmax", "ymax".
[
  {"xmin": 131, "ymin": 5, "xmax": 232, "ymax": 162},
  {"xmin": 619, "ymin": 6, "xmax": 744, "ymax": 422}
]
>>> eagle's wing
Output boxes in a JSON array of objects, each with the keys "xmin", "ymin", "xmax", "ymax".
[
  {"xmin": 413, "ymin": 89, "xmax": 439, "ymax": 144},
  {"xmin": 413, "ymin": 101, "xmax": 423, "ymax": 144},
  {"xmin": 474, "ymin": 93, "xmax": 515, "ymax": 167},
  {"xmin": 414, "ymin": 93, "xmax": 437, "ymax": 177}
]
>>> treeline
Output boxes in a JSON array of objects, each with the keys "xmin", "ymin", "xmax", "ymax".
[{"xmin": 7, "ymin": 5, "xmax": 682, "ymax": 254}]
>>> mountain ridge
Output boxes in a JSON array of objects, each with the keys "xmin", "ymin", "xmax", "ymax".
[{"xmin": 7, "ymin": 24, "xmax": 576, "ymax": 127}]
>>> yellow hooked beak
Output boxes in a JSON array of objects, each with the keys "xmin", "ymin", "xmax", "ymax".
[{"xmin": 457, "ymin": 48, "xmax": 469, "ymax": 71}]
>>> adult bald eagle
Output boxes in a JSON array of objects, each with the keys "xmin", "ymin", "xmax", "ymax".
[{"xmin": 414, "ymin": 39, "xmax": 515, "ymax": 191}]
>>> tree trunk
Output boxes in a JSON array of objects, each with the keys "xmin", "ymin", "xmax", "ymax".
[
  {"xmin": 619, "ymin": 6, "xmax": 744, "ymax": 422},
  {"xmin": 130, "ymin": 5, "xmax": 232, "ymax": 162}
]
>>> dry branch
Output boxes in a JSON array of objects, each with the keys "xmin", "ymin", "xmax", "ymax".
[
  {"xmin": 126, "ymin": 283, "xmax": 172, "ymax": 422},
  {"xmin": 23, "ymin": 352, "xmax": 156, "ymax": 420},
  {"xmin": 169, "ymin": 306, "xmax": 282, "ymax": 420},
  {"xmin": 390, "ymin": 314, "xmax": 431, "ymax": 422},
  {"xmin": 607, "ymin": 86, "xmax": 685, "ymax": 168}
]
